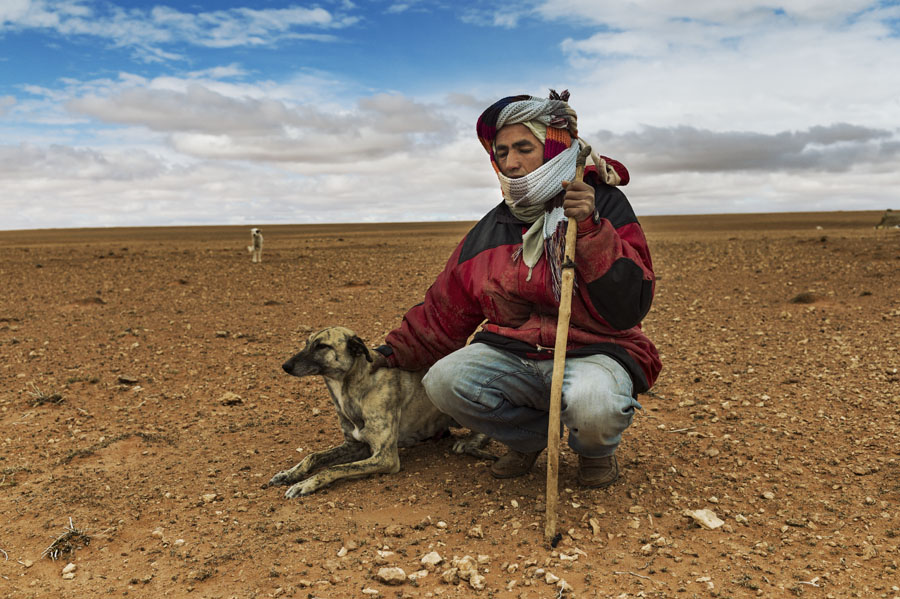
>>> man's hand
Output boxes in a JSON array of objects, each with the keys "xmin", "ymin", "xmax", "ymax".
[{"xmin": 561, "ymin": 179, "xmax": 594, "ymax": 222}]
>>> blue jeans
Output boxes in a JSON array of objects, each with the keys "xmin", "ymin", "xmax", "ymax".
[{"xmin": 422, "ymin": 343, "xmax": 640, "ymax": 458}]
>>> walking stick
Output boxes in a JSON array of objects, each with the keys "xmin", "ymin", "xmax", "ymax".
[{"xmin": 545, "ymin": 144, "xmax": 592, "ymax": 544}]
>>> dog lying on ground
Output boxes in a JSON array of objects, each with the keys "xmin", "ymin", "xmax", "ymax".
[
  {"xmin": 266, "ymin": 326, "xmax": 493, "ymax": 497},
  {"xmin": 247, "ymin": 228, "xmax": 263, "ymax": 263}
]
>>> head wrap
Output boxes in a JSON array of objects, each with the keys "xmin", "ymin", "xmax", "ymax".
[{"xmin": 475, "ymin": 90, "xmax": 584, "ymax": 298}]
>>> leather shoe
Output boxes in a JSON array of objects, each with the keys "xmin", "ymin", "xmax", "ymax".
[{"xmin": 577, "ymin": 454, "xmax": 619, "ymax": 488}]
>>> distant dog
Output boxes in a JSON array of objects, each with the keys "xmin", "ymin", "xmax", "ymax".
[
  {"xmin": 267, "ymin": 327, "xmax": 493, "ymax": 497},
  {"xmin": 247, "ymin": 228, "xmax": 263, "ymax": 263}
]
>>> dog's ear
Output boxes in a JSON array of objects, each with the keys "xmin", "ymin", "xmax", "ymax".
[{"xmin": 347, "ymin": 335, "xmax": 373, "ymax": 362}]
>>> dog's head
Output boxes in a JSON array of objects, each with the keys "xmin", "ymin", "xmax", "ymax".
[
  {"xmin": 251, "ymin": 228, "xmax": 261, "ymax": 235},
  {"xmin": 282, "ymin": 326, "xmax": 373, "ymax": 379}
]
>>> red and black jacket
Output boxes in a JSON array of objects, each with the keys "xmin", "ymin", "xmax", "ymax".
[{"xmin": 381, "ymin": 166, "xmax": 661, "ymax": 394}]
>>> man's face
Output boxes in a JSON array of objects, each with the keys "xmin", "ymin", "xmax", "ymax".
[{"xmin": 494, "ymin": 124, "xmax": 544, "ymax": 178}]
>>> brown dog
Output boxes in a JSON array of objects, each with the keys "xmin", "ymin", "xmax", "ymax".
[{"xmin": 266, "ymin": 326, "xmax": 492, "ymax": 497}]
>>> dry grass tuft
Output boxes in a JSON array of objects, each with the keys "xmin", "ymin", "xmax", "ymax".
[
  {"xmin": 41, "ymin": 518, "xmax": 91, "ymax": 561},
  {"xmin": 27, "ymin": 382, "xmax": 63, "ymax": 406}
]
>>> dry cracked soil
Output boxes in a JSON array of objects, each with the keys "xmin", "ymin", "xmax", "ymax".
[{"xmin": 1, "ymin": 211, "xmax": 898, "ymax": 599}]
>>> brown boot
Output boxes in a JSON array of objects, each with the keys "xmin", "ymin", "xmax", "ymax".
[
  {"xmin": 490, "ymin": 448, "xmax": 541, "ymax": 479},
  {"xmin": 577, "ymin": 454, "xmax": 619, "ymax": 488}
]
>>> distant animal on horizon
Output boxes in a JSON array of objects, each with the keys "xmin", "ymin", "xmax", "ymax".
[
  {"xmin": 874, "ymin": 209, "xmax": 900, "ymax": 229},
  {"xmin": 266, "ymin": 326, "xmax": 494, "ymax": 497},
  {"xmin": 247, "ymin": 228, "xmax": 263, "ymax": 263}
]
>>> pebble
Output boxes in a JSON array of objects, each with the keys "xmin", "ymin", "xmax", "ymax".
[
  {"xmin": 375, "ymin": 567, "xmax": 406, "ymax": 585},
  {"xmin": 201, "ymin": 493, "xmax": 217, "ymax": 503},
  {"xmin": 62, "ymin": 562, "xmax": 76, "ymax": 579},
  {"xmin": 684, "ymin": 508, "xmax": 724, "ymax": 530},
  {"xmin": 421, "ymin": 551, "xmax": 443, "ymax": 567}
]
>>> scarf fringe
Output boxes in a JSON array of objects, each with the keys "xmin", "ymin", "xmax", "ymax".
[{"xmin": 546, "ymin": 220, "xmax": 567, "ymax": 302}]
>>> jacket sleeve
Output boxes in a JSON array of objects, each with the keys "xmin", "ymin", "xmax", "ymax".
[
  {"xmin": 573, "ymin": 173, "xmax": 654, "ymax": 330},
  {"xmin": 383, "ymin": 238, "xmax": 486, "ymax": 370}
]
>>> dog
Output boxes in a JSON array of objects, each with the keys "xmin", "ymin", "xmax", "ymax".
[
  {"xmin": 266, "ymin": 326, "xmax": 493, "ymax": 497},
  {"xmin": 247, "ymin": 228, "xmax": 263, "ymax": 263}
]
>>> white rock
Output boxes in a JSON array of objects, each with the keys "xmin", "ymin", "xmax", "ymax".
[
  {"xmin": 469, "ymin": 573, "xmax": 486, "ymax": 590},
  {"xmin": 375, "ymin": 567, "xmax": 406, "ymax": 585},
  {"xmin": 545, "ymin": 571, "xmax": 561, "ymax": 584},
  {"xmin": 421, "ymin": 551, "xmax": 443, "ymax": 567},
  {"xmin": 467, "ymin": 525, "xmax": 484, "ymax": 539},
  {"xmin": 62, "ymin": 563, "xmax": 77, "ymax": 575},
  {"xmin": 684, "ymin": 508, "xmax": 724, "ymax": 530},
  {"xmin": 362, "ymin": 588, "xmax": 380, "ymax": 596}
]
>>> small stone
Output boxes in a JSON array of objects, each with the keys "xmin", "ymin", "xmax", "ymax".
[
  {"xmin": 440, "ymin": 567, "xmax": 459, "ymax": 584},
  {"xmin": 421, "ymin": 551, "xmax": 443, "ymax": 567},
  {"xmin": 117, "ymin": 375, "xmax": 138, "ymax": 385},
  {"xmin": 545, "ymin": 571, "xmax": 561, "ymax": 584},
  {"xmin": 23, "ymin": 560, "xmax": 34, "ymax": 568},
  {"xmin": 362, "ymin": 588, "xmax": 380, "ymax": 596},
  {"xmin": 201, "ymin": 493, "xmax": 217, "ymax": 503},
  {"xmin": 375, "ymin": 567, "xmax": 407, "ymax": 585},
  {"xmin": 469, "ymin": 573, "xmax": 486, "ymax": 590},
  {"xmin": 407, "ymin": 570, "xmax": 429, "ymax": 581},
  {"xmin": 62, "ymin": 563, "xmax": 77, "ymax": 575},
  {"xmin": 762, "ymin": 491, "xmax": 775, "ymax": 500},
  {"xmin": 151, "ymin": 528, "xmax": 164, "ymax": 539},
  {"xmin": 384, "ymin": 524, "xmax": 404, "ymax": 537},
  {"xmin": 684, "ymin": 508, "xmax": 724, "ymax": 530},
  {"xmin": 435, "ymin": 521, "xmax": 447, "ymax": 529},
  {"xmin": 219, "ymin": 392, "xmax": 242, "ymax": 406},
  {"xmin": 174, "ymin": 539, "xmax": 185, "ymax": 546},
  {"xmin": 467, "ymin": 525, "xmax": 484, "ymax": 539}
]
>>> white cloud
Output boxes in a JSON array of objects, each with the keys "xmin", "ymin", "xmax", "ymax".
[
  {"xmin": 0, "ymin": 0, "xmax": 359, "ymax": 61},
  {"xmin": 0, "ymin": 95, "xmax": 15, "ymax": 115}
]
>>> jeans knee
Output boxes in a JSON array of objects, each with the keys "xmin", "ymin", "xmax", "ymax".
[{"xmin": 422, "ymin": 363, "xmax": 453, "ymax": 412}]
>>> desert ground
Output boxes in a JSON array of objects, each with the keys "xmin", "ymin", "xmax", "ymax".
[{"xmin": 0, "ymin": 211, "xmax": 898, "ymax": 599}]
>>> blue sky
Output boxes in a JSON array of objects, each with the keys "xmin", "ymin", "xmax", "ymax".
[{"xmin": 2, "ymin": 0, "xmax": 900, "ymax": 230}]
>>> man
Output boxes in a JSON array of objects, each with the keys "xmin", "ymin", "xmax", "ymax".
[{"xmin": 373, "ymin": 91, "xmax": 661, "ymax": 488}]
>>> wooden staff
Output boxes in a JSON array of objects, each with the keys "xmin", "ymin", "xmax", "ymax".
[{"xmin": 545, "ymin": 144, "xmax": 592, "ymax": 543}]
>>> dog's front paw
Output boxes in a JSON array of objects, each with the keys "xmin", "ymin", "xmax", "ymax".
[
  {"xmin": 285, "ymin": 477, "xmax": 320, "ymax": 498},
  {"xmin": 452, "ymin": 435, "xmax": 497, "ymax": 461},
  {"xmin": 267, "ymin": 470, "xmax": 295, "ymax": 488}
]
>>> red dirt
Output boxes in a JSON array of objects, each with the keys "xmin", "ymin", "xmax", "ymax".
[{"xmin": 1, "ymin": 211, "xmax": 898, "ymax": 599}]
